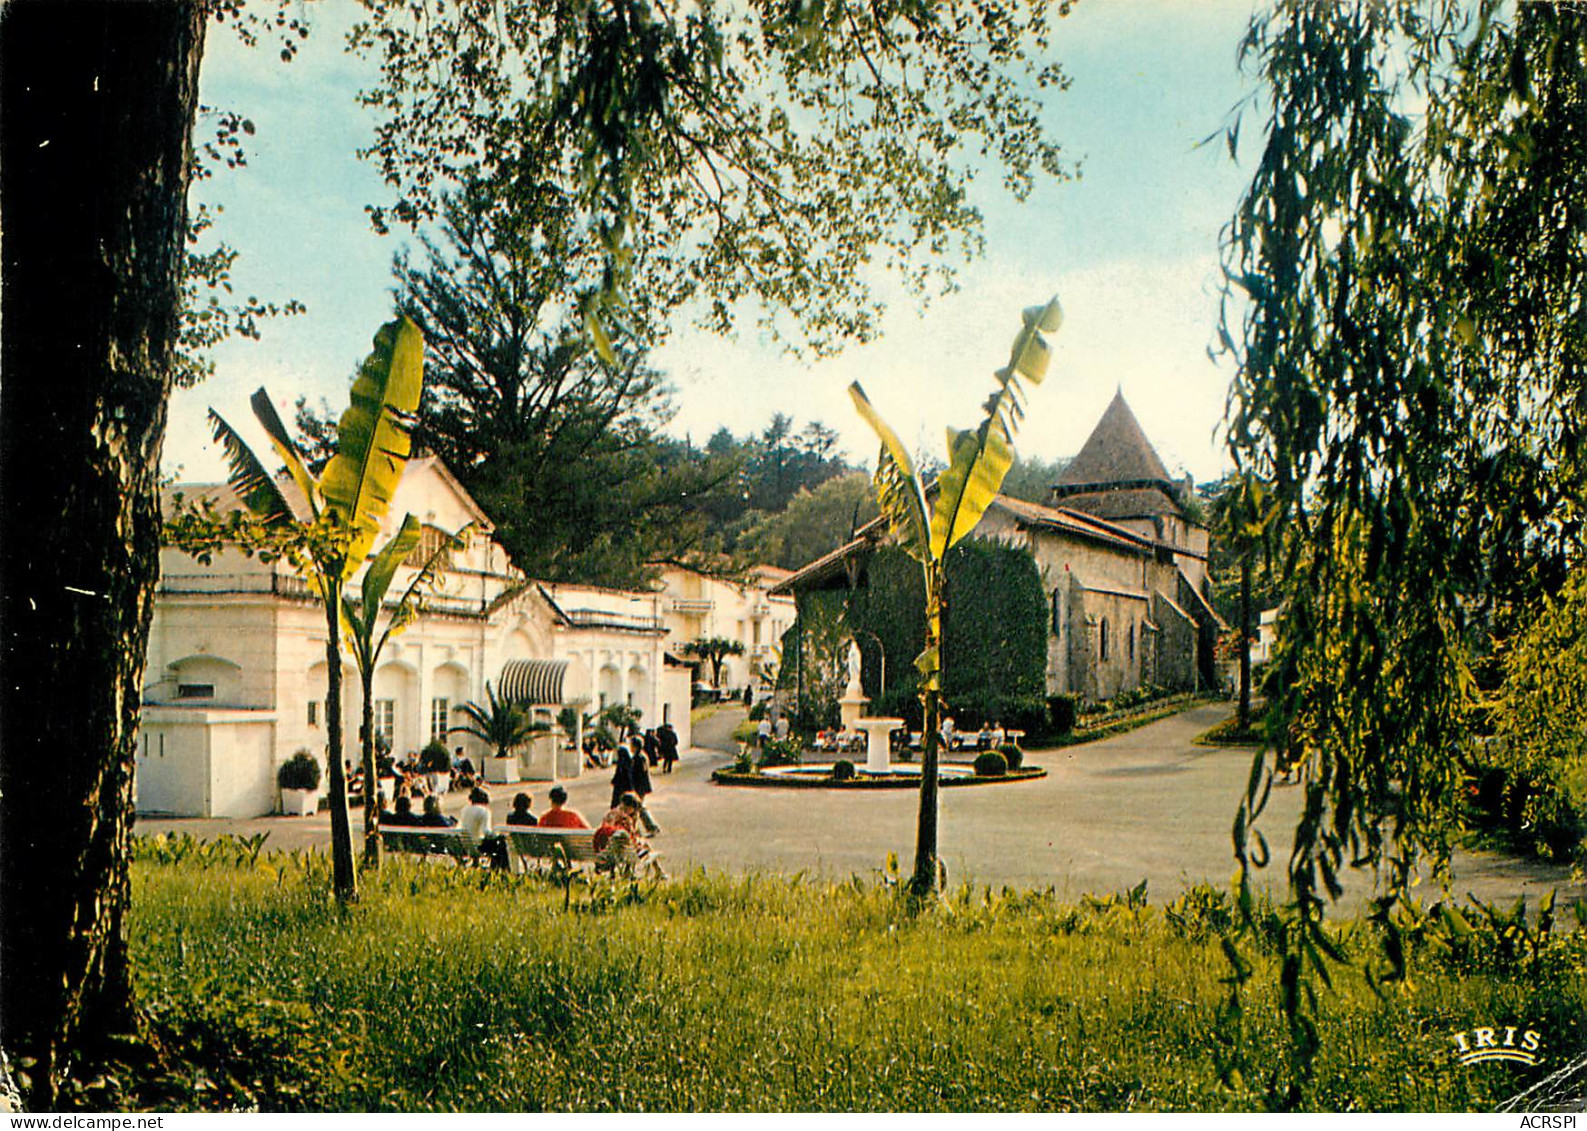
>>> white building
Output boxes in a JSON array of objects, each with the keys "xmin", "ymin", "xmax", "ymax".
[
  {"xmin": 1249, "ymin": 606, "xmax": 1281, "ymax": 667},
  {"xmin": 137, "ymin": 457, "xmax": 689, "ymax": 818},
  {"xmin": 653, "ymin": 564, "xmax": 797, "ymax": 697}
]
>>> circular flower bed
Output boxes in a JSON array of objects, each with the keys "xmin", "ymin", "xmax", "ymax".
[{"xmin": 711, "ymin": 762, "xmax": 1046, "ymax": 789}]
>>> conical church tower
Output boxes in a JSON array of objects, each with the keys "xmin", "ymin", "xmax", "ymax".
[{"xmin": 1051, "ymin": 390, "xmax": 1202, "ymax": 568}]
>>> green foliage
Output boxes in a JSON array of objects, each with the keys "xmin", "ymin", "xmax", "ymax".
[
  {"xmin": 1047, "ymin": 695, "xmax": 1078, "ymax": 736},
  {"xmin": 397, "ymin": 189, "xmax": 740, "ymax": 588},
  {"xmin": 599, "ymin": 703, "xmax": 643, "ymax": 736},
  {"xmin": 998, "ymin": 744, "xmax": 1023, "ymax": 772},
  {"xmin": 838, "ymin": 542, "xmax": 1049, "ymax": 733},
  {"xmin": 973, "ymin": 751, "xmax": 1008, "ymax": 778},
  {"xmin": 105, "ymin": 855, "xmax": 1587, "ymax": 1112},
  {"xmin": 418, "ymin": 742, "xmax": 450, "ymax": 775},
  {"xmin": 1483, "ymin": 567, "xmax": 1587, "ymax": 861},
  {"xmin": 734, "ymin": 472, "xmax": 880, "ymax": 572},
  {"xmin": 450, "ymin": 683, "xmax": 545, "ymax": 760},
  {"xmin": 831, "ymin": 759, "xmax": 856, "ymax": 782},
  {"xmin": 758, "ymin": 736, "xmax": 804, "ymax": 769},
  {"xmin": 681, "ymin": 637, "xmax": 747, "ymax": 689},
  {"xmin": 780, "ymin": 591, "xmax": 851, "ymax": 730},
  {"xmin": 1218, "ymin": 0, "xmax": 1587, "ymax": 1089},
  {"xmin": 351, "ymin": 2, "xmax": 1074, "ymax": 358},
  {"xmin": 276, "ymin": 751, "xmax": 320, "ymax": 792}
]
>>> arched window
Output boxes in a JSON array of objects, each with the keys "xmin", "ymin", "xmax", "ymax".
[
  {"xmin": 1051, "ymin": 588, "xmax": 1063, "ymax": 636},
  {"xmin": 1100, "ymin": 618, "xmax": 1110, "ymax": 662}
]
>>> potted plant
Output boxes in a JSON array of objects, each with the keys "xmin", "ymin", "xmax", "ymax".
[
  {"xmin": 450, "ymin": 682, "xmax": 547, "ymax": 784},
  {"xmin": 418, "ymin": 740, "xmax": 452, "ymax": 795},
  {"xmin": 278, "ymin": 749, "xmax": 322, "ymax": 816}
]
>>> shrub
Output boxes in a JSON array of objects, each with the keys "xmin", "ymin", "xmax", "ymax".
[
  {"xmin": 733, "ymin": 747, "xmax": 754, "ymax": 774},
  {"xmin": 759, "ymin": 736, "xmax": 804, "ymax": 768},
  {"xmin": 419, "ymin": 741, "xmax": 452, "ymax": 774},
  {"xmin": 973, "ymin": 750, "xmax": 1008, "ymax": 777},
  {"xmin": 831, "ymin": 759, "xmax": 856, "ymax": 781},
  {"xmin": 1047, "ymin": 695, "xmax": 1078, "ymax": 736},
  {"xmin": 277, "ymin": 750, "xmax": 321, "ymax": 792},
  {"xmin": 601, "ymin": 703, "xmax": 642, "ymax": 734},
  {"xmin": 998, "ymin": 743, "xmax": 1023, "ymax": 771}
]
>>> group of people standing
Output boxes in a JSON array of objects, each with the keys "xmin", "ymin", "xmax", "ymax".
[{"xmin": 609, "ymin": 732, "xmax": 664, "ymax": 836}]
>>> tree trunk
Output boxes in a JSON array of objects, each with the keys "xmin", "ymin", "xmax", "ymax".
[
  {"xmin": 1238, "ymin": 555, "xmax": 1252, "ymax": 730},
  {"xmin": 0, "ymin": 2, "xmax": 206, "ymax": 1105},
  {"xmin": 911, "ymin": 562, "xmax": 944, "ymax": 897},
  {"xmin": 322, "ymin": 600, "xmax": 358, "ymax": 900},
  {"xmin": 361, "ymin": 665, "xmax": 381, "ymax": 868}
]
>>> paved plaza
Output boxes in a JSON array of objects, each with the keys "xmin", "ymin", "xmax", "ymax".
[{"xmin": 137, "ymin": 703, "xmax": 1582, "ymax": 912}]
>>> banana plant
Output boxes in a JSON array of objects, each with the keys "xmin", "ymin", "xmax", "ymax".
[
  {"xmin": 342, "ymin": 517, "xmax": 468, "ymax": 867},
  {"xmin": 201, "ymin": 316, "xmax": 424, "ymax": 902},
  {"xmin": 850, "ymin": 294, "xmax": 1062, "ymax": 897}
]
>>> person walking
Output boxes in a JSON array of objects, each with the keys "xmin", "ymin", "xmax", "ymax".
[
  {"xmin": 627, "ymin": 735, "xmax": 661, "ymax": 836},
  {"xmin": 657, "ymin": 722, "xmax": 680, "ymax": 773},
  {"xmin": 610, "ymin": 739, "xmax": 634, "ymax": 808}
]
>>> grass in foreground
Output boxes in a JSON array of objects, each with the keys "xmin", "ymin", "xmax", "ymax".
[{"xmin": 97, "ymin": 839, "xmax": 1587, "ymax": 1112}]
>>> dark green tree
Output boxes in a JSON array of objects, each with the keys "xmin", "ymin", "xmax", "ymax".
[{"xmin": 397, "ymin": 187, "xmax": 736, "ymax": 586}]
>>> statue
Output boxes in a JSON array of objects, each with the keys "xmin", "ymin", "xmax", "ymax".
[{"xmin": 844, "ymin": 638, "xmax": 864, "ymax": 698}]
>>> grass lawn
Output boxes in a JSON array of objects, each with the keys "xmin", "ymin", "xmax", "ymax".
[{"xmin": 100, "ymin": 838, "xmax": 1587, "ymax": 1112}]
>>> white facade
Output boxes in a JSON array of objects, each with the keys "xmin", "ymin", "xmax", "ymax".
[
  {"xmin": 654, "ymin": 565, "xmax": 797, "ymax": 696},
  {"xmin": 137, "ymin": 458, "xmax": 689, "ymax": 817}
]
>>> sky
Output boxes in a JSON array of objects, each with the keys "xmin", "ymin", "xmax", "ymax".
[{"xmin": 168, "ymin": 0, "xmax": 1262, "ymax": 488}]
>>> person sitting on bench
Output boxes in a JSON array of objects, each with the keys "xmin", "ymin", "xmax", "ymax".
[
  {"xmin": 505, "ymin": 791, "xmax": 538, "ymax": 826},
  {"xmin": 417, "ymin": 794, "xmax": 455, "ymax": 828},
  {"xmin": 382, "ymin": 794, "xmax": 418, "ymax": 826},
  {"xmin": 537, "ymin": 785, "xmax": 589, "ymax": 829}
]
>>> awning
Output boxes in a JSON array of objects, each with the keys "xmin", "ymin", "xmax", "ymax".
[{"xmin": 497, "ymin": 659, "xmax": 570, "ymax": 705}]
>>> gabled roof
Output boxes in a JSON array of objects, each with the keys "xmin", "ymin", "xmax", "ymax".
[
  {"xmin": 990, "ymin": 495, "xmax": 1154, "ymax": 556},
  {"xmin": 1055, "ymin": 390, "xmax": 1173, "ymax": 490},
  {"xmin": 770, "ymin": 492, "xmax": 1163, "ymax": 596}
]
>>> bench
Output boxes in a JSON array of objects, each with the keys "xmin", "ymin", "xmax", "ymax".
[
  {"xmin": 500, "ymin": 828, "xmax": 600, "ymax": 873},
  {"xmin": 379, "ymin": 826, "xmax": 490, "ymax": 863},
  {"xmin": 501, "ymin": 827, "xmax": 662, "ymax": 879}
]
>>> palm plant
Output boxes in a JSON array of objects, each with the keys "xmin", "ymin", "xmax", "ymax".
[
  {"xmin": 850, "ymin": 294, "xmax": 1061, "ymax": 896},
  {"xmin": 681, "ymin": 636, "xmax": 745, "ymax": 690},
  {"xmin": 192, "ymin": 316, "xmax": 424, "ymax": 901},
  {"xmin": 450, "ymin": 681, "xmax": 549, "ymax": 762},
  {"xmin": 342, "ymin": 518, "xmax": 468, "ymax": 866}
]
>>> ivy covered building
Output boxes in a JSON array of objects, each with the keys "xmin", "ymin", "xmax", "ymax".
[{"xmin": 772, "ymin": 392, "xmax": 1223, "ymax": 716}]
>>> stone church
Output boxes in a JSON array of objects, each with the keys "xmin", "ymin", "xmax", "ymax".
[{"xmin": 773, "ymin": 391, "xmax": 1223, "ymax": 703}]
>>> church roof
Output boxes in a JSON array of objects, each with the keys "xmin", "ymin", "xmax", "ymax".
[
  {"xmin": 1052, "ymin": 391, "xmax": 1188, "ymax": 519},
  {"xmin": 1055, "ymin": 390, "xmax": 1173, "ymax": 490}
]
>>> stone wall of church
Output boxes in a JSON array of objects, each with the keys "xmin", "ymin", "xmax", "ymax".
[{"xmin": 1151, "ymin": 592, "xmax": 1199, "ymax": 692}]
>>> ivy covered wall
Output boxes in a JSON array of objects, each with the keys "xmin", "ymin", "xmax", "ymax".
[{"xmin": 783, "ymin": 541, "xmax": 1049, "ymax": 732}]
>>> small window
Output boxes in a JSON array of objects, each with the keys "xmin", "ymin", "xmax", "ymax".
[
  {"xmin": 307, "ymin": 700, "xmax": 319, "ymax": 727},
  {"xmin": 1100, "ymin": 619, "xmax": 1110, "ymax": 662},
  {"xmin": 1128, "ymin": 623, "xmax": 1135, "ymax": 663},
  {"xmin": 374, "ymin": 699, "xmax": 396, "ymax": 745},
  {"xmin": 430, "ymin": 697, "xmax": 450, "ymax": 744},
  {"xmin": 1051, "ymin": 588, "xmax": 1063, "ymax": 636},
  {"xmin": 177, "ymin": 683, "xmax": 214, "ymax": 700}
]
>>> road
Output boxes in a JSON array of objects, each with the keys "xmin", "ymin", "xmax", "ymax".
[{"xmin": 138, "ymin": 702, "xmax": 1580, "ymax": 912}]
